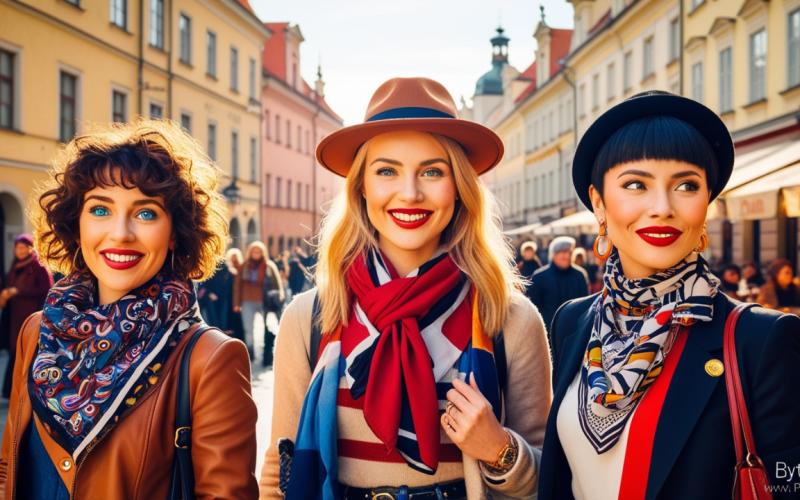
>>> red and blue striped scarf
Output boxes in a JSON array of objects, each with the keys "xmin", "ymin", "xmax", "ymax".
[{"xmin": 286, "ymin": 249, "xmax": 501, "ymax": 498}]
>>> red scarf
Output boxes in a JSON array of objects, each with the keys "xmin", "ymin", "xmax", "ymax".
[{"xmin": 344, "ymin": 252, "xmax": 466, "ymax": 472}]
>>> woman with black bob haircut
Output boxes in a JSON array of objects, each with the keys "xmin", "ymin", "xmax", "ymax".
[
  {"xmin": 538, "ymin": 91, "xmax": 800, "ymax": 500},
  {"xmin": 0, "ymin": 120, "xmax": 259, "ymax": 499}
]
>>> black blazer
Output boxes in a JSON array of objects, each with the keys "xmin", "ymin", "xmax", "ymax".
[{"xmin": 538, "ymin": 292, "xmax": 800, "ymax": 500}]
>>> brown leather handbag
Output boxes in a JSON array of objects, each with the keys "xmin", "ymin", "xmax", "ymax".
[{"xmin": 724, "ymin": 304, "xmax": 773, "ymax": 500}]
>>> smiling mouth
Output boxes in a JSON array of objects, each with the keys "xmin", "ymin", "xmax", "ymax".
[
  {"xmin": 639, "ymin": 232, "xmax": 678, "ymax": 238},
  {"xmin": 102, "ymin": 252, "xmax": 144, "ymax": 263},
  {"xmin": 389, "ymin": 212, "xmax": 431, "ymax": 222}
]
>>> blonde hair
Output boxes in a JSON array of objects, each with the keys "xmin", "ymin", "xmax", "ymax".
[
  {"xmin": 245, "ymin": 241, "xmax": 268, "ymax": 262},
  {"xmin": 226, "ymin": 248, "xmax": 243, "ymax": 268},
  {"xmin": 314, "ymin": 133, "xmax": 523, "ymax": 336}
]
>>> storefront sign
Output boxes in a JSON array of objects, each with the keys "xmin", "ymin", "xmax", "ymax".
[{"xmin": 726, "ymin": 191, "xmax": 778, "ymax": 220}]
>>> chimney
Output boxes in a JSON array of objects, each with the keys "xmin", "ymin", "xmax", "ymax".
[{"xmin": 315, "ymin": 65, "xmax": 325, "ymax": 98}]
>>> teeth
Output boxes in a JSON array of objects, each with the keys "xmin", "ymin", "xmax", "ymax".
[
  {"xmin": 642, "ymin": 233, "xmax": 676, "ymax": 238},
  {"xmin": 390, "ymin": 212, "xmax": 430, "ymax": 222},
  {"xmin": 104, "ymin": 253, "xmax": 143, "ymax": 262}
]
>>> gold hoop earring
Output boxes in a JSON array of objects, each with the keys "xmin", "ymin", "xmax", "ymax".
[
  {"xmin": 593, "ymin": 222, "xmax": 613, "ymax": 260},
  {"xmin": 171, "ymin": 249, "xmax": 176, "ymax": 272},
  {"xmin": 72, "ymin": 247, "xmax": 85, "ymax": 272},
  {"xmin": 694, "ymin": 227, "xmax": 709, "ymax": 254}
]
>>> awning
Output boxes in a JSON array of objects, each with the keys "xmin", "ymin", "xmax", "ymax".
[
  {"xmin": 725, "ymin": 162, "xmax": 800, "ymax": 219},
  {"xmin": 503, "ymin": 222, "xmax": 542, "ymax": 235},
  {"xmin": 723, "ymin": 139, "xmax": 800, "ymax": 194},
  {"xmin": 533, "ymin": 210, "xmax": 598, "ymax": 235}
]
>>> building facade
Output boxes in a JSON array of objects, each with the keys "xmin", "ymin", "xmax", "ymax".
[
  {"xmin": 261, "ymin": 23, "xmax": 343, "ymax": 259},
  {"xmin": 0, "ymin": 0, "xmax": 269, "ymax": 271}
]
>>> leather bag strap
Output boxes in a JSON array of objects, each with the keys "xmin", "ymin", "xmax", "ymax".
[
  {"xmin": 168, "ymin": 323, "xmax": 213, "ymax": 500},
  {"xmin": 723, "ymin": 303, "xmax": 761, "ymax": 463}
]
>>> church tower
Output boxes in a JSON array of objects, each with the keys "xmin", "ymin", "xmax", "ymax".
[{"xmin": 471, "ymin": 26, "xmax": 510, "ymax": 125}]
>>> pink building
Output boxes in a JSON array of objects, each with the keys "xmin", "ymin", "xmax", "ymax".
[{"xmin": 261, "ymin": 23, "xmax": 343, "ymax": 258}]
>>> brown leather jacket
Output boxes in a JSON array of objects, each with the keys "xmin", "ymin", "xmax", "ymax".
[{"xmin": 0, "ymin": 312, "xmax": 259, "ymax": 500}]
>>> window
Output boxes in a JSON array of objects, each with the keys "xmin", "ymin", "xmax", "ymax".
[
  {"xmin": 180, "ymin": 112, "xmax": 191, "ymax": 133},
  {"xmin": 297, "ymin": 125, "xmax": 302, "ymax": 152},
  {"xmin": 206, "ymin": 31, "xmax": 216, "ymax": 77},
  {"xmin": 287, "ymin": 180, "xmax": 292, "ymax": 209},
  {"xmin": 533, "ymin": 121, "xmax": 539, "ymax": 149},
  {"xmin": 231, "ymin": 131, "xmax": 238, "ymax": 179},
  {"xmin": 276, "ymin": 177, "xmax": 282, "ymax": 207},
  {"xmin": 592, "ymin": 73, "xmax": 600, "ymax": 110},
  {"xmin": 691, "ymin": 0, "xmax": 705, "ymax": 10},
  {"xmin": 306, "ymin": 185, "xmax": 310, "ymax": 211},
  {"xmin": 549, "ymin": 172, "xmax": 554, "ymax": 205},
  {"xmin": 789, "ymin": 9, "xmax": 800, "ymax": 88},
  {"xmin": 265, "ymin": 110, "xmax": 270, "ymax": 139},
  {"xmin": 60, "ymin": 72, "xmax": 77, "ymax": 142},
  {"xmin": 565, "ymin": 99, "xmax": 572, "ymax": 130},
  {"xmin": 250, "ymin": 137, "xmax": 256, "ymax": 183},
  {"xmin": 533, "ymin": 177, "xmax": 539, "ymax": 208},
  {"xmin": 607, "ymin": 63, "xmax": 615, "ymax": 100},
  {"xmin": 578, "ymin": 84, "xmax": 586, "ymax": 117},
  {"xmin": 719, "ymin": 48, "xmax": 733, "ymax": 113},
  {"xmin": 179, "ymin": 14, "xmax": 191, "ymax": 64},
  {"xmin": 296, "ymin": 183, "xmax": 301, "ymax": 210},
  {"xmin": 110, "ymin": 0, "xmax": 126, "ymax": 29},
  {"xmin": 207, "ymin": 122, "xmax": 216, "ymax": 160},
  {"xmin": 230, "ymin": 46, "xmax": 238, "ymax": 91},
  {"xmin": 692, "ymin": 62, "xmax": 704, "ymax": 104},
  {"xmin": 0, "ymin": 50, "xmax": 14, "ymax": 129},
  {"xmin": 150, "ymin": 102, "xmax": 162, "ymax": 119},
  {"xmin": 643, "ymin": 37, "xmax": 654, "ymax": 79},
  {"xmin": 669, "ymin": 18, "xmax": 680, "ymax": 63},
  {"xmin": 249, "ymin": 57, "xmax": 256, "ymax": 100},
  {"xmin": 549, "ymin": 112, "xmax": 554, "ymax": 141},
  {"xmin": 266, "ymin": 174, "xmax": 271, "ymax": 206},
  {"xmin": 306, "ymin": 130, "xmax": 310, "ymax": 154},
  {"xmin": 542, "ymin": 116, "xmax": 548, "ymax": 144},
  {"xmin": 750, "ymin": 29, "xmax": 767, "ymax": 103},
  {"xmin": 623, "ymin": 51, "xmax": 633, "ymax": 91},
  {"xmin": 149, "ymin": 0, "xmax": 164, "ymax": 49},
  {"xmin": 286, "ymin": 120, "xmax": 291, "ymax": 148},
  {"xmin": 275, "ymin": 115, "xmax": 281, "ymax": 143},
  {"xmin": 557, "ymin": 104, "xmax": 563, "ymax": 134},
  {"xmin": 112, "ymin": 91, "xmax": 126, "ymax": 123}
]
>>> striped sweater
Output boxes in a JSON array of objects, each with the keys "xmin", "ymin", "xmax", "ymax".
[{"xmin": 259, "ymin": 288, "xmax": 552, "ymax": 499}]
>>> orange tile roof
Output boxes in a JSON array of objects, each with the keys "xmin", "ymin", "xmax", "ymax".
[
  {"xmin": 519, "ymin": 61, "xmax": 536, "ymax": 81},
  {"xmin": 235, "ymin": 0, "xmax": 255, "ymax": 15},
  {"xmin": 549, "ymin": 29, "xmax": 572, "ymax": 78}
]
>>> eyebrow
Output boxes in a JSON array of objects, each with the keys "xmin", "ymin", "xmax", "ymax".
[
  {"xmin": 369, "ymin": 158, "xmax": 451, "ymax": 167},
  {"xmin": 84, "ymin": 195, "xmax": 166, "ymax": 211},
  {"xmin": 617, "ymin": 169, "xmax": 702, "ymax": 179}
]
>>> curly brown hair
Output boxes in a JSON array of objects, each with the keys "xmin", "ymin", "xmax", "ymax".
[{"xmin": 32, "ymin": 119, "xmax": 230, "ymax": 281}]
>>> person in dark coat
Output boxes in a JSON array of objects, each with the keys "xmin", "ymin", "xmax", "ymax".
[
  {"xmin": 528, "ymin": 236, "xmax": 589, "ymax": 332},
  {"xmin": 539, "ymin": 91, "xmax": 800, "ymax": 500},
  {"xmin": 0, "ymin": 234, "xmax": 53, "ymax": 398},
  {"xmin": 518, "ymin": 241, "xmax": 542, "ymax": 285},
  {"xmin": 199, "ymin": 262, "xmax": 234, "ymax": 332}
]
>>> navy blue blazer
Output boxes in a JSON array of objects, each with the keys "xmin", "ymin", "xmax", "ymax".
[{"xmin": 538, "ymin": 292, "xmax": 800, "ymax": 500}]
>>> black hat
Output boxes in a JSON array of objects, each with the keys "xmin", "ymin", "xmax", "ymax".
[{"xmin": 572, "ymin": 90, "xmax": 734, "ymax": 210}]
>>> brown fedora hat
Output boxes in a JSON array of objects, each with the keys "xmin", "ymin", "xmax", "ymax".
[{"xmin": 316, "ymin": 77, "xmax": 504, "ymax": 177}]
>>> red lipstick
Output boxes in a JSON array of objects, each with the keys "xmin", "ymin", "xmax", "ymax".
[
  {"xmin": 100, "ymin": 248, "xmax": 145, "ymax": 270},
  {"xmin": 636, "ymin": 226, "xmax": 683, "ymax": 247},
  {"xmin": 388, "ymin": 208, "xmax": 434, "ymax": 230}
]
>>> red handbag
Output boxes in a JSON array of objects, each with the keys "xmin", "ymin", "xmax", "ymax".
[{"xmin": 724, "ymin": 304, "xmax": 773, "ymax": 500}]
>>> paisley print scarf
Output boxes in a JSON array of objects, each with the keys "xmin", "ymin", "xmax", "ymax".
[
  {"xmin": 578, "ymin": 248, "xmax": 720, "ymax": 454},
  {"xmin": 28, "ymin": 270, "xmax": 200, "ymax": 458}
]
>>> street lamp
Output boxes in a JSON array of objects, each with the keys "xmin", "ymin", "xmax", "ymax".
[{"xmin": 222, "ymin": 178, "xmax": 242, "ymax": 205}]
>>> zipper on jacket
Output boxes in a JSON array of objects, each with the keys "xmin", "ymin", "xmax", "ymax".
[{"xmin": 10, "ymin": 394, "xmax": 25, "ymax": 500}]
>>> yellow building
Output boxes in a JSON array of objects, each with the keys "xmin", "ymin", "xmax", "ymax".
[
  {"xmin": 0, "ymin": 0, "xmax": 269, "ymax": 269},
  {"xmin": 684, "ymin": 0, "xmax": 800, "ymax": 270}
]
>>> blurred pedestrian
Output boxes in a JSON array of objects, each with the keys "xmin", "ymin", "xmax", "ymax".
[
  {"xmin": 278, "ymin": 250, "xmax": 291, "ymax": 304},
  {"xmin": 757, "ymin": 258, "xmax": 800, "ymax": 311},
  {"xmin": 288, "ymin": 246, "xmax": 310, "ymax": 297},
  {"xmin": 719, "ymin": 263, "xmax": 741, "ymax": 299},
  {"xmin": 226, "ymin": 248, "xmax": 246, "ymax": 343},
  {"xmin": 198, "ymin": 261, "xmax": 234, "ymax": 333},
  {"xmin": 528, "ymin": 236, "xmax": 590, "ymax": 332},
  {"xmin": 518, "ymin": 241, "xmax": 542, "ymax": 283},
  {"xmin": 0, "ymin": 234, "xmax": 53, "ymax": 398},
  {"xmin": 234, "ymin": 241, "xmax": 269, "ymax": 359},
  {"xmin": 741, "ymin": 260, "xmax": 765, "ymax": 300},
  {"xmin": 583, "ymin": 250, "xmax": 602, "ymax": 294},
  {"xmin": 261, "ymin": 256, "xmax": 283, "ymax": 367}
]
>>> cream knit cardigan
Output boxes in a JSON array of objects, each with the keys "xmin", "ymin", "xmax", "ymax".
[{"xmin": 258, "ymin": 288, "xmax": 552, "ymax": 499}]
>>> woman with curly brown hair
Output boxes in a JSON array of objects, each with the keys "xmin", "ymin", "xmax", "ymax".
[{"xmin": 0, "ymin": 120, "xmax": 259, "ymax": 499}]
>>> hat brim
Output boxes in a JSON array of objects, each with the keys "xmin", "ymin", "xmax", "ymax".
[
  {"xmin": 316, "ymin": 118, "xmax": 504, "ymax": 177},
  {"xmin": 572, "ymin": 92, "xmax": 735, "ymax": 210}
]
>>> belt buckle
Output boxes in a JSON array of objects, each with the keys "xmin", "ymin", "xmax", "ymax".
[{"xmin": 372, "ymin": 493, "xmax": 395, "ymax": 500}]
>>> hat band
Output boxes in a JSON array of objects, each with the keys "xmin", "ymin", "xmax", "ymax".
[{"xmin": 366, "ymin": 106, "xmax": 455, "ymax": 122}]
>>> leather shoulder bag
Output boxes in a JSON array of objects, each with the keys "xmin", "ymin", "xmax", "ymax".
[
  {"xmin": 167, "ymin": 323, "xmax": 214, "ymax": 500},
  {"xmin": 724, "ymin": 303, "xmax": 772, "ymax": 500}
]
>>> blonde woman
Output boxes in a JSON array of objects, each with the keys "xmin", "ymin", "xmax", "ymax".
[
  {"xmin": 234, "ymin": 241, "xmax": 273, "ymax": 359},
  {"xmin": 259, "ymin": 78, "xmax": 552, "ymax": 499}
]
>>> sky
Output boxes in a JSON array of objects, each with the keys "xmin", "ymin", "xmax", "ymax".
[{"xmin": 250, "ymin": 0, "xmax": 576, "ymax": 126}]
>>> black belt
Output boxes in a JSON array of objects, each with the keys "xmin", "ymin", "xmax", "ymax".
[{"xmin": 339, "ymin": 479, "xmax": 466, "ymax": 500}]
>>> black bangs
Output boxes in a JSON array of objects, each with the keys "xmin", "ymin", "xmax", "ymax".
[{"xmin": 590, "ymin": 115, "xmax": 719, "ymax": 199}]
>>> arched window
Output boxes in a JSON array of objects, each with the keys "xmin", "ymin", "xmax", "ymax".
[{"xmin": 229, "ymin": 218, "xmax": 241, "ymax": 251}]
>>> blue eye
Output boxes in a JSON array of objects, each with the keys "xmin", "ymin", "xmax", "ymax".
[
  {"xmin": 136, "ymin": 209, "xmax": 158, "ymax": 221},
  {"xmin": 422, "ymin": 169, "xmax": 443, "ymax": 177},
  {"xmin": 89, "ymin": 206, "xmax": 110, "ymax": 217},
  {"xmin": 376, "ymin": 168, "xmax": 396, "ymax": 176}
]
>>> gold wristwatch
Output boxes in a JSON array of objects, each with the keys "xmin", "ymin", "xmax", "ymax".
[{"xmin": 481, "ymin": 430, "xmax": 518, "ymax": 475}]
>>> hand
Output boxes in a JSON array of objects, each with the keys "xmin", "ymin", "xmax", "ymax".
[
  {"xmin": 234, "ymin": 305, "xmax": 242, "ymax": 313},
  {"xmin": 8, "ymin": 287, "xmax": 18, "ymax": 297},
  {"xmin": 209, "ymin": 293, "xmax": 218, "ymax": 301},
  {"xmin": 441, "ymin": 373, "xmax": 509, "ymax": 463}
]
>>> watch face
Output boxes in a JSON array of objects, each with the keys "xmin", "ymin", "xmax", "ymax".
[{"xmin": 500, "ymin": 447, "xmax": 517, "ymax": 466}]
